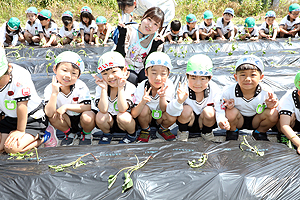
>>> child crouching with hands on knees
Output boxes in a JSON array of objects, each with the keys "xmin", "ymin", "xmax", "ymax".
[
  {"xmin": 167, "ymin": 54, "xmax": 220, "ymax": 142},
  {"xmin": 216, "ymin": 55, "xmax": 279, "ymax": 141},
  {"xmin": 131, "ymin": 52, "xmax": 177, "ymax": 143},
  {"xmin": 44, "ymin": 51, "xmax": 95, "ymax": 146},
  {"xmin": 0, "ymin": 48, "xmax": 49, "ymax": 153},
  {"xmin": 93, "ymin": 51, "xmax": 137, "ymax": 144}
]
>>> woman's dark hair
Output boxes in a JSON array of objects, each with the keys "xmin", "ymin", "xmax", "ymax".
[
  {"xmin": 141, "ymin": 7, "xmax": 164, "ymax": 28},
  {"xmin": 236, "ymin": 64, "xmax": 262, "ymax": 74},
  {"xmin": 80, "ymin": 12, "xmax": 95, "ymax": 27},
  {"xmin": 62, "ymin": 16, "xmax": 73, "ymax": 27},
  {"xmin": 6, "ymin": 23, "xmax": 21, "ymax": 34},
  {"xmin": 117, "ymin": 0, "xmax": 135, "ymax": 12}
]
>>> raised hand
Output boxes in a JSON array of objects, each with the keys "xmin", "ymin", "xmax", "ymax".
[
  {"xmin": 218, "ymin": 119, "xmax": 230, "ymax": 130},
  {"xmin": 154, "ymin": 27, "xmax": 165, "ymax": 42},
  {"xmin": 92, "ymin": 74, "xmax": 107, "ymax": 90},
  {"xmin": 142, "ymin": 87, "xmax": 152, "ymax": 104},
  {"xmin": 265, "ymin": 92, "xmax": 278, "ymax": 109},
  {"xmin": 116, "ymin": 70, "xmax": 130, "ymax": 88},
  {"xmin": 223, "ymin": 98, "xmax": 235, "ymax": 110},
  {"xmin": 177, "ymin": 82, "xmax": 188, "ymax": 104},
  {"xmin": 157, "ymin": 85, "xmax": 168, "ymax": 98},
  {"xmin": 52, "ymin": 75, "xmax": 62, "ymax": 95}
]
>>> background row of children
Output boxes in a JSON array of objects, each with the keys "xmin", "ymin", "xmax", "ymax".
[{"xmin": 165, "ymin": 3, "xmax": 300, "ymax": 43}]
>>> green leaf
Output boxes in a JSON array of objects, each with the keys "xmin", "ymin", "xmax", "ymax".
[
  {"xmin": 108, "ymin": 175, "xmax": 117, "ymax": 189},
  {"xmin": 122, "ymin": 174, "xmax": 133, "ymax": 193}
]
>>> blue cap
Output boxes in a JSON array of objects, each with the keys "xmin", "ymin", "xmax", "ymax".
[
  {"xmin": 223, "ymin": 8, "xmax": 235, "ymax": 16},
  {"xmin": 186, "ymin": 14, "xmax": 197, "ymax": 23},
  {"xmin": 265, "ymin": 11, "xmax": 276, "ymax": 18},
  {"xmin": 26, "ymin": 7, "xmax": 38, "ymax": 15}
]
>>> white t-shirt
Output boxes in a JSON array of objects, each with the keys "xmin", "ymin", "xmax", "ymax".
[
  {"xmin": 165, "ymin": 23, "xmax": 183, "ymax": 37},
  {"xmin": 44, "ymin": 79, "xmax": 92, "ymax": 116},
  {"xmin": 215, "ymin": 83, "xmax": 273, "ymax": 124},
  {"xmin": 0, "ymin": 22, "xmax": 18, "ymax": 46},
  {"xmin": 216, "ymin": 17, "xmax": 235, "ymax": 35},
  {"xmin": 79, "ymin": 20, "xmax": 97, "ymax": 34},
  {"xmin": 278, "ymin": 89, "xmax": 300, "ymax": 121},
  {"xmin": 38, "ymin": 21, "xmax": 58, "ymax": 38},
  {"xmin": 279, "ymin": 15, "xmax": 300, "ymax": 30},
  {"xmin": 259, "ymin": 21, "xmax": 279, "ymax": 34},
  {"xmin": 25, "ymin": 19, "xmax": 41, "ymax": 36},
  {"xmin": 0, "ymin": 64, "xmax": 43, "ymax": 118},
  {"xmin": 58, "ymin": 21, "xmax": 80, "ymax": 39},
  {"xmin": 94, "ymin": 81, "xmax": 136, "ymax": 116},
  {"xmin": 135, "ymin": 79, "xmax": 175, "ymax": 112},
  {"xmin": 182, "ymin": 24, "xmax": 199, "ymax": 36},
  {"xmin": 199, "ymin": 21, "xmax": 216, "ymax": 33},
  {"xmin": 240, "ymin": 26, "xmax": 259, "ymax": 37}
]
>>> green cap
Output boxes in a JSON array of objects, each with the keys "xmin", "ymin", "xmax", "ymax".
[
  {"xmin": 0, "ymin": 48, "xmax": 8, "ymax": 78},
  {"xmin": 25, "ymin": 7, "xmax": 38, "ymax": 14},
  {"xmin": 294, "ymin": 70, "xmax": 300, "ymax": 90},
  {"xmin": 7, "ymin": 17, "xmax": 20, "ymax": 30},
  {"xmin": 235, "ymin": 55, "xmax": 264, "ymax": 73},
  {"xmin": 203, "ymin": 10, "xmax": 213, "ymax": 19},
  {"xmin": 186, "ymin": 54, "xmax": 213, "ymax": 76},
  {"xmin": 186, "ymin": 14, "xmax": 197, "ymax": 23},
  {"xmin": 289, "ymin": 3, "xmax": 300, "ymax": 12},
  {"xmin": 38, "ymin": 9, "xmax": 52, "ymax": 19},
  {"xmin": 81, "ymin": 6, "xmax": 92, "ymax": 14},
  {"xmin": 55, "ymin": 51, "xmax": 85, "ymax": 73},
  {"xmin": 62, "ymin": 11, "xmax": 73, "ymax": 18},
  {"xmin": 224, "ymin": 8, "xmax": 235, "ymax": 16},
  {"xmin": 265, "ymin": 11, "xmax": 276, "ymax": 18},
  {"xmin": 96, "ymin": 16, "xmax": 107, "ymax": 24},
  {"xmin": 145, "ymin": 52, "xmax": 173, "ymax": 71},
  {"xmin": 244, "ymin": 17, "xmax": 255, "ymax": 28},
  {"xmin": 97, "ymin": 51, "xmax": 125, "ymax": 73}
]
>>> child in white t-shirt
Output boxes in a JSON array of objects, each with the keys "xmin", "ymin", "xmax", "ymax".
[
  {"xmin": 279, "ymin": 3, "xmax": 300, "ymax": 38},
  {"xmin": 37, "ymin": 9, "xmax": 58, "ymax": 47},
  {"xmin": 199, "ymin": 10, "xmax": 217, "ymax": 40},
  {"xmin": 239, "ymin": 17, "xmax": 259, "ymax": 41},
  {"xmin": 182, "ymin": 14, "xmax": 200, "ymax": 43},
  {"xmin": 78, "ymin": 6, "xmax": 97, "ymax": 45},
  {"xmin": 165, "ymin": 20, "xmax": 183, "ymax": 44},
  {"xmin": 259, "ymin": 11, "xmax": 279, "ymax": 41},
  {"xmin": 57, "ymin": 11, "xmax": 80, "ymax": 46},
  {"xmin": 216, "ymin": 8, "xmax": 237, "ymax": 41},
  {"xmin": 95, "ymin": 16, "xmax": 113, "ymax": 46},
  {"xmin": 0, "ymin": 17, "xmax": 25, "ymax": 47},
  {"xmin": 24, "ymin": 7, "xmax": 41, "ymax": 45}
]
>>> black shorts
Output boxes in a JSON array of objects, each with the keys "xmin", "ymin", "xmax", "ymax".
[
  {"xmin": 240, "ymin": 115, "xmax": 255, "ymax": 130},
  {"xmin": 188, "ymin": 111, "xmax": 217, "ymax": 133},
  {"xmin": 110, "ymin": 114, "xmax": 137, "ymax": 133},
  {"xmin": 69, "ymin": 114, "xmax": 82, "ymax": 133},
  {"xmin": 292, "ymin": 119, "xmax": 300, "ymax": 132},
  {"xmin": 0, "ymin": 116, "xmax": 48, "ymax": 139}
]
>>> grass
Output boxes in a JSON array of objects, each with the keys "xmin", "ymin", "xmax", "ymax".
[{"xmin": 0, "ymin": 0, "xmax": 294, "ymax": 28}]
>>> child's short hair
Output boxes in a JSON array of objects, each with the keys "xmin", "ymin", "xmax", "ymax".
[
  {"xmin": 170, "ymin": 20, "xmax": 181, "ymax": 31},
  {"xmin": 236, "ymin": 64, "xmax": 262, "ymax": 74},
  {"xmin": 142, "ymin": 7, "xmax": 164, "ymax": 28},
  {"xmin": 62, "ymin": 16, "xmax": 73, "ymax": 27},
  {"xmin": 235, "ymin": 55, "xmax": 264, "ymax": 74},
  {"xmin": 80, "ymin": 12, "xmax": 95, "ymax": 27},
  {"xmin": 117, "ymin": 0, "xmax": 135, "ymax": 12},
  {"xmin": 56, "ymin": 62, "xmax": 81, "ymax": 76}
]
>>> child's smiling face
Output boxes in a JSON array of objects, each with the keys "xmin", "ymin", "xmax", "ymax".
[
  {"xmin": 204, "ymin": 18, "xmax": 213, "ymax": 26},
  {"xmin": 234, "ymin": 69, "xmax": 263, "ymax": 92},
  {"xmin": 223, "ymin": 13, "xmax": 233, "ymax": 22},
  {"xmin": 54, "ymin": 62, "xmax": 80, "ymax": 87},
  {"xmin": 27, "ymin": 13, "xmax": 37, "ymax": 23},
  {"xmin": 145, "ymin": 65, "xmax": 169, "ymax": 89},
  {"xmin": 187, "ymin": 75, "xmax": 210, "ymax": 93},
  {"xmin": 101, "ymin": 67, "xmax": 126, "ymax": 87},
  {"xmin": 265, "ymin": 17, "xmax": 275, "ymax": 26}
]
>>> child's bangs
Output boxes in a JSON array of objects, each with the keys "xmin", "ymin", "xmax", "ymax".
[
  {"xmin": 236, "ymin": 64, "xmax": 262, "ymax": 74},
  {"xmin": 38, "ymin": 15, "xmax": 47, "ymax": 21}
]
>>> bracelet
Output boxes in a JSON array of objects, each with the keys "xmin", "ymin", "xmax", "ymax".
[{"xmin": 290, "ymin": 135, "xmax": 298, "ymax": 140}]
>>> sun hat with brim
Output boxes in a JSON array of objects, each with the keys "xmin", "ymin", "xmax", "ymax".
[
  {"xmin": 244, "ymin": 17, "xmax": 255, "ymax": 28},
  {"xmin": 81, "ymin": 6, "xmax": 92, "ymax": 14},
  {"xmin": 186, "ymin": 54, "xmax": 213, "ymax": 76},
  {"xmin": 289, "ymin": 3, "xmax": 300, "ymax": 12},
  {"xmin": 97, "ymin": 51, "xmax": 125, "ymax": 73},
  {"xmin": 294, "ymin": 70, "xmax": 300, "ymax": 90},
  {"xmin": 25, "ymin": 7, "xmax": 38, "ymax": 14},
  {"xmin": 186, "ymin": 14, "xmax": 197, "ymax": 23},
  {"xmin": 235, "ymin": 55, "xmax": 264, "ymax": 73},
  {"xmin": 145, "ymin": 52, "xmax": 173, "ymax": 71},
  {"xmin": 38, "ymin": 9, "xmax": 52, "ymax": 19},
  {"xmin": 203, "ymin": 11, "xmax": 213, "ymax": 19},
  {"xmin": 96, "ymin": 16, "xmax": 107, "ymax": 25},
  {"xmin": 265, "ymin": 11, "xmax": 276, "ymax": 18},
  {"xmin": 223, "ymin": 8, "xmax": 235, "ymax": 16},
  {"xmin": 62, "ymin": 11, "xmax": 73, "ymax": 18},
  {"xmin": 7, "ymin": 17, "xmax": 20, "ymax": 31},
  {"xmin": 0, "ymin": 48, "xmax": 8, "ymax": 78},
  {"xmin": 55, "ymin": 51, "xmax": 85, "ymax": 73}
]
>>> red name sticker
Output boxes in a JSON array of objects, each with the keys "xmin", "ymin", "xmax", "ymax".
[
  {"xmin": 22, "ymin": 88, "xmax": 31, "ymax": 96},
  {"xmin": 8, "ymin": 91, "xmax": 14, "ymax": 96},
  {"xmin": 73, "ymin": 97, "xmax": 79, "ymax": 101}
]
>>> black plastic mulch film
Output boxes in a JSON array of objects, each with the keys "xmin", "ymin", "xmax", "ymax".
[{"xmin": 1, "ymin": 39, "xmax": 300, "ymax": 199}]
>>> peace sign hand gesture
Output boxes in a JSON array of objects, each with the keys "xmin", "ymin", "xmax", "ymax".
[
  {"xmin": 52, "ymin": 75, "xmax": 62, "ymax": 95},
  {"xmin": 92, "ymin": 74, "xmax": 108, "ymax": 90},
  {"xmin": 117, "ymin": 71, "xmax": 130, "ymax": 88},
  {"xmin": 223, "ymin": 98, "xmax": 235, "ymax": 110},
  {"xmin": 154, "ymin": 27, "xmax": 166, "ymax": 42},
  {"xmin": 157, "ymin": 85, "xmax": 168, "ymax": 98},
  {"xmin": 142, "ymin": 87, "xmax": 152, "ymax": 104},
  {"xmin": 265, "ymin": 92, "xmax": 278, "ymax": 109},
  {"xmin": 177, "ymin": 82, "xmax": 188, "ymax": 104}
]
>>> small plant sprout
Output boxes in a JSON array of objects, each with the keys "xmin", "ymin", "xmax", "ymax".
[
  {"xmin": 8, "ymin": 147, "xmax": 40, "ymax": 162},
  {"xmin": 239, "ymin": 136, "xmax": 264, "ymax": 156},
  {"xmin": 108, "ymin": 155, "xmax": 152, "ymax": 193},
  {"xmin": 188, "ymin": 153, "xmax": 208, "ymax": 168},
  {"xmin": 77, "ymin": 49, "xmax": 88, "ymax": 57},
  {"xmin": 48, "ymin": 153, "xmax": 98, "ymax": 172}
]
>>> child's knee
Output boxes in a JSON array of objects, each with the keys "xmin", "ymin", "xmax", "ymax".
[
  {"xmin": 96, "ymin": 112, "xmax": 109, "ymax": 123},
  {"xmin": 226, "ymin": 108, "xmax": 240, "ymax": 122},
  {"xmin": 140, "ymin": 106, "xmax": 151, "ymax": 117},
  {"xmin": 202, "ymin": 106, "xmax": 215, "ymax": 120},
  {"xmin": 81, "ymin": 111, "xmax": 95, "ymax": 124},
  {"xmin": 180, "ymin": 105, "xmax": 193, "ymax": 120},
  {"xmin": 265, "ymin": 108, "xmax": 279, "ymax": 123},
  {"xmin": 117, "ymin": 112, "xmax": 133, "ymax": 124}
]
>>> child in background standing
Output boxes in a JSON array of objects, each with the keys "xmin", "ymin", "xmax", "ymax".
[
  {"xmin": 216, "ymin": 8, "xmax": 237, "ymax": 41},
  {"xmin": 24, "ymin": 7, "xmax": 41, "ymax": 45},
  {"xmin": 182, "ymin": 14, "xmax": 200, "ymax": 43},
  {"xmin": 37, "ymin": 9, "xmax": 58, "ymax": 47},
  {"xmin": 131, "ymin": 52, "xmax": 177, "ymax": 143},
  {"xmin": 259, "ymin": 11, "xmax": 279, "ymax": 40},
  {"xmin": 78, "ymin": 6, "xmax": 97, "ymax": 45},
  {"xmin": 165, "ymin": 20, "xmax": 183, "ymax": 44},
  {"xmin": 44, "ymin": 51, "xmax": 95, "ymax": 146},
  {"xmin": 93, "ymin": 51, "xmax": 137, "ymax": 144},
  {"xmin": 239, "ymin": 17, "xmax": 259, "ymax": 41},
  {"xmin": 199, "ymin": 10, "xmax": 217, "ymax": 40},
  {"xmin": 57, "ymin": 11, "xmax": 80, "ymax": 46},
  {"xmin": 0, "ymin": 17, "xmax": 25, "ymax": 47},
  {"xmin": 279, "ymin": 3, "xmax": 300, "ymax": 38},
  {"xmin": 95, "ymin": 16, "xmax": 113, "ymax": 46}
]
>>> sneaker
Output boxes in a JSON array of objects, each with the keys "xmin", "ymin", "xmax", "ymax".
[
  {"xmin": 61, "ymin": 133, "xmax": 78, "ymax": 146},
  {"xmin": 252, "ymin": 130, "xmax": 269, "ymax": 141},
  {"xmin": 137, "ymin": 129, "xmax": 151, "ymax": 143},
  {"xmin": 201, "ymin": 131, "xmax": 216, "ymax": 141},
  {"xmin": 98, "ymin": 133, "xmax": 113, "ymax": 144},
  {"xmin": 119, "ymin": 133, "xmax": 136, "ymax": 144},
  {"xmin": 44, "ymin": 124, "xmax": 58, "ymax": 147},
  {"xmin": 226, "ymin": 130, "xmax": 239, "ymax": 141},
  {"xmin": 158, "ymin": 128, "xmax": 176, "ymax": 141},
  {"xmin": 177, "ymin": 130, "xmax": 189, "ymax": 142},
  {"xmin": 79, "ymin": 132, "xmax": 92, "ymax": 145}
]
